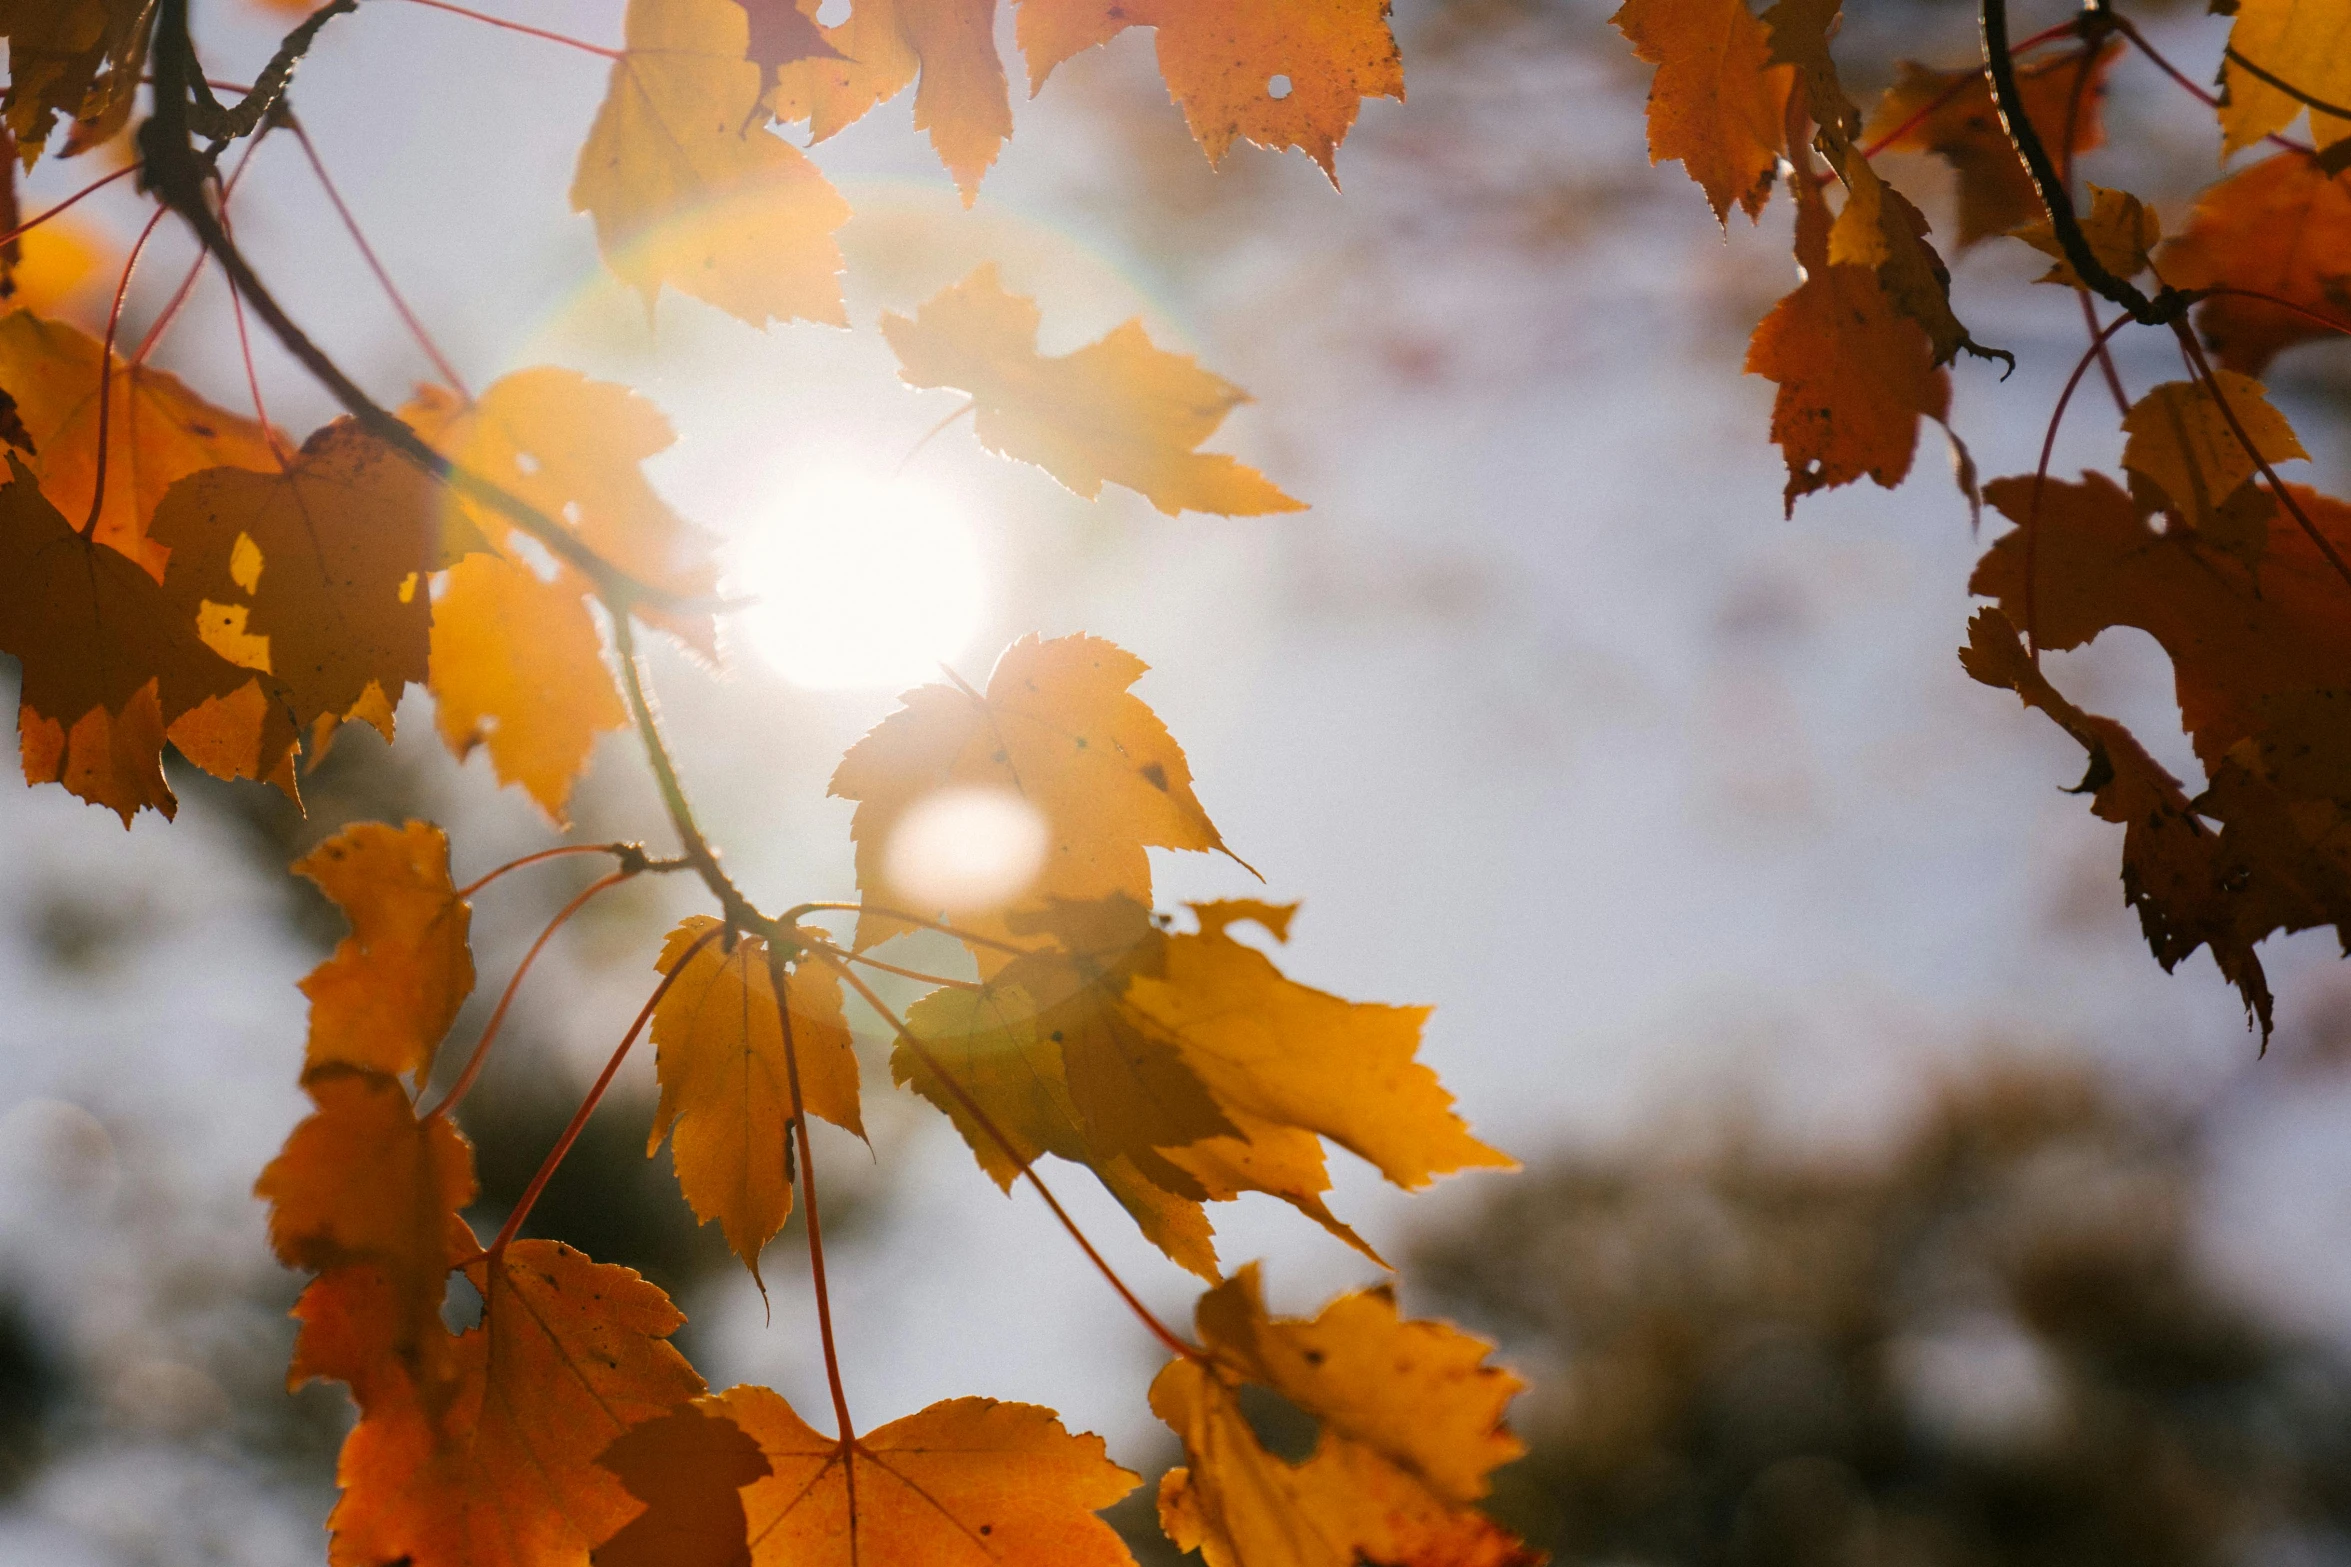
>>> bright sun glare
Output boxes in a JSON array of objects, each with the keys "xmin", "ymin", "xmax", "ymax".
[
  {"xmin": 885, "ymin": 787, "xmax": 1051, "ymax": 917},
  {"xmin": 730, "ymin": 470, "xmax": 984, "ymax": 690}
]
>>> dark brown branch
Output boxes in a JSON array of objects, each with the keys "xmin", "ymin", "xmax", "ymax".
[
  {"xmin": 1979, "ymin": 0, "xmax": 2182, "ymax": 325},
  {"xmin": 185, "ymin": 0, "xmax": 356, "ymax": 141}
]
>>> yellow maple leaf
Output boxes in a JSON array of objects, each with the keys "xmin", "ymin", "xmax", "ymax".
[
  {"xmin": 704, "ymin": 1385, "xmax": 1140, "ymax": 1566},
  {"xmin": 830, "ymin": 631, "xmax": 1233, "ymax": 958},
  {"xmin": 2120, "ymin": 373, "xmax": 2307, "ymax": 532},
  {"xmin": 0, "ymin": 308, "xmax": 280, "ymax": 579},
  {"xmin": 428, "ymin": 553, "xmax": 627, "ymax": 826},
  {"xmin": 2220, "ymin": 0, "xmax": 2351, "ymax": 155},
  {"xmin": 883, "ymin": 265, "xmax": 1304, "ymax": 518},
  {"xmin": 650, "ymin": 916, "xmax": 865, "ymax": 1278},
  {"xmin": 2013, "ymin": 183, "xmax": 2158, "ymax": 288},
  {"xmin": 1154, "ymin": 1266, "xmax": 1538, "ymax": 1567},
  {"xmin": 1018, "ymin": 0, "xmax": 1402, "ymax": 176},
  {"xmin": 769, "ymin": 0, "xmax": 1012, "ymax": 202},
  {"xmin": 294, "ymin": 820, "xmax": 477, "ymax": 1084},
  {"xmin": 572, "ymin": 0, "xmax": 852, "ymax": 326}
]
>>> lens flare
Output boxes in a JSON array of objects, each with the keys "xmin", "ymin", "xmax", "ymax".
[
  {"xmin": 884, "ymin": 788, "xmax": 1050, "ymax": 917},
  {"xmin": 731, "ymin": 471, "xmax": 983, "ymax": 690}
]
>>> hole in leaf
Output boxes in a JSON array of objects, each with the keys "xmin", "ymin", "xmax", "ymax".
[
  {"xmin": 1237, "ymin": 1382, "xmax": 1319, "ymax": 1465},
  {"xmin": 1267, "ymin": 74, "xmax": 1292, "ymax": 100},
  {"xmin": 815, "ymin": 0, "xmax": 850, "ymax": 22},
  {"xmin": 442, "ymin": 1272, "xmax": 485, "ymax": 1333}
]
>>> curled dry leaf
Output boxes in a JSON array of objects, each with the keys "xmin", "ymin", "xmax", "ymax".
[
  {"xmin": 649, "ymin": 916, "xmax": 863, "ymax": 1279},
  {"xmin": 769, "ymin": 0, "xmax": 1011, "ymax": 202},
  {"xmin": 1610, "ymin": 0, "xmax": 1793, "ymax": 225},
  {"xmin": 1017, "ymin": 0, "xmax": 1403, "ymax": 176},
  {"xmin": 1865, "ymin": 44, "xmax": 2117, "ymax": 248},
  {"xmin": 900, "ymin": 897, "xmax": 1510, "ymax": 1280},
  {"xmin": 1153, "ymin": 1265, "xmax": 1538, "ymax": 1567},
  {"xmin": 297, "ymin": 1240, "xmax": 705, "ymax": 1567},
  {"xmin": 572, "ymin": 0, "xmax": 852, "ymax": 326},
  {"xmin": 294, "ymin": 820, "xmax": 476, "ymax": 1083},
  {"xmin": 699, "ymin": 1385, "xmax": 1140, "ymax": 1567},
  {"xmin": 0, "ymin": 307, "xmax": 279, "ymax": 579},
  {"xmin": 830, "ymin": 630, "xmax": 1232, "ymax": 958},
  {"xmin": 2160, "ymin": 150, "xmax": 2351, "ymax": 376},
  {"xmin": 883, "ymin": 265, "xmax": 1304, "ymax": 519},
  {"xmin": 0, "ymin": 0, "xmax": 151, "ymax": 162}
]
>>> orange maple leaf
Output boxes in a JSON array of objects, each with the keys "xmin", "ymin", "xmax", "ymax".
[
  {"xmin": 769, "ymin": 0, "xmax": 1011, "ymax": 202},
  {"xmin": 648, "ymin": 916, "xmax": 865, "ymax": 1279},
  {"xmin": 688, "ymin": 1386, "xmax": 1140, "ymax": 1566},
  {"xmin": 900, "ymin": 898, "xmax": 1511, "ymax": 1279},
  {"xmin": 1864, "ymin": 44, "xmax": 2117, "ymax": 248},
  {"xmin": 294, "ymin": 820, "xmax": 477, "ymax": 1083},
  {"xmin": 1611, "ymin": 0, "xmax": 1793, "ymax": 225},
  {"xmin": 297, "ymin": 1240, "xmax": 706, "ymax": 1567},
  {"xmin": 1017, "ymin": 0, "xmax": 1402, "ymax": 177},
  {"xmin": 884, "ymin": 265, "xmax": 1303, "ymax": 518},
  {"xmin": 572, "ymin": 0, "xmax": 852, "ymax": 327},
  {"xmin": 0, "ymin": 307, "xmax": 280, "ymax": 578},
  {"xmin": 594, "ymin": 1404, "xmax": 773, "ymax": 1567},
  {"xmin": 1153, "ymin": 1265, "xmax": 1539, "ymax": 1567},
  {"xmin": 2160, "ymin": 151, "xmax": 2351, "ymax": 376},
  {"xmin": 0, "ymin": 451, "xmax": 254, "ymax": 822},
  {"xmin": 830, "ymin": 631, "xmax": 1233, "ymax": 957}
]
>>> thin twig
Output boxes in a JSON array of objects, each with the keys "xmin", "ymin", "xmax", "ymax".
[
  {"xmin": 394, "ymin": 0, "xmax": 622, "ymax": 59},
  {"xmin": 79, "ymin": 202, "xmax": 170, "ymax": 539},
  {"xmin": 0, "ymin": 163, "xmax": 139, "ymax": 251},
  {"xmin": 814, "ymin": 940, "xmax": 980, "ymax": 991},
  {"xmin": 134, "ymin": 132, "xmax": 269, "ymax": 368},
  {"xmin": 2109, "ymin": 16, "xmax": 2314, "ymax": 155},
  {"xmin": 423, "ymin": 870, "xmax": 631, "ymax": 1118},
  {"xmin": 2020, "ymin": 310, "xmax": 2137, "ymax": 654},
  {"xmin": 781, "ymin": 901, "xmax": 1031, "ymax": 958},
  {"xmin": 816, "ymin": 948, "xmax": 1200, "ymax": 1362},
  {"xmin": 485, "ymin": 924, "xmax": 721, "ymax": 1254},
  {"xmin": 769, "ymin": 944, "xmax": 860, "ymax": 1495},
  {"xmin": 455, "ymin": 842, "xmax": 685, "ymax": 899}
]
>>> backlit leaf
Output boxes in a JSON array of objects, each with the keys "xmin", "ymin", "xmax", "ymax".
[
  {"xmin": 2013, "ymin": 183, "xmax": 2157, "ymax": 288},
  {"xmin": 294, "ymin": 820, "xmax": 476, "ymax": 1084},
  {"xmin": 595, "ymin": 1405, "xmax": 772, "ymax": 1567},
  {"xmin": 2219, "ymin": 0, "xmax": 2351, "ymax": 155},
  {"xmin": 830, "ymin": 631, "xmax": 1231, "ymax": 956},
  {"xmin": 2119, "ymin": 374, "xmax": 2307, "ymax": 533},
  {"xmin": 884, "ymin": 265, "xmax": 1302, "ymax": 518},
  {"xmin": 769, "ymin": 0, "xmax": 1011, "ymax": 202},
  {"xmin": 649, "ymin": 915, "xmax": 864, "ymax": 1278},
  {"xmin": 1017, "ymin": 0, "xmax": 1403, "ymax": 176},
  {"xmin": 1152, "ymin": 1266, "xmax": 1537, "ymax": 1567},
  {"xmin": 2159, "ymin": 151, "xmax": 2351, "ymax": 375},
  {"xmin": 707, "ymin": 1385, "xmax": 1140, "ymax": 1566},
  {"xmin": 572, "ymin": 0, "xmax": 852, "ymax": 326},
  {"xmin": 0, "ymin": 0, "xmax": 151, "ymax": 162},
  {"xmin": 1610, "ymin": 0, "xmax": 1793, "ymax": 225}
]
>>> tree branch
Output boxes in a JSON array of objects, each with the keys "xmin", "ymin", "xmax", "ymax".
[{"xmin": 184, "ymin": 0, "xmax": 357, "ymax": 141}]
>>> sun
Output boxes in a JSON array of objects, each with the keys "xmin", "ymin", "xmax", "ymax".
[{"xmin": 728, "ymin": 469, "xmax": 985, "ymax": 690}]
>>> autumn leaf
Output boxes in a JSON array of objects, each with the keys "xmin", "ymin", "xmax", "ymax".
[
  {"xmin": 402, "ymin": 369, "xmax": 721, "ymax": 627},
  {"xmin": 2119, "ymin": 374, "xmax": 2307, "ymax": 533},
  {"xmin": 649, "ymin": 916, "xmax": 864, "ymax": 1278},
  {"xmin": 0, "ymin": 308, "xmax": 281, "ymax": 578},
  {"xmin": 295, "ymin": 820, "xmax": 477, "ymax": 1083},
  {"xmin": 0, "ymin": 452, "xmax": 255, "ymax": 822},
  {"xmin": 572, "ymin": 0, "xmax": 852, "ymax": 326},
  {"xmin": 1152, "ymin": 1266, "xmax": 1537, "ymax": 1567},
  {"xmin": 1017, "ymin": 0, "xmax": 1403, "ymax": 176},
  {"xmin": 768, "ymin": 0, "xmax": 1011, "ymax": 202},
  {"xmin": 428, "ymin": 553, "xmax": 627, "ymax": 826},
  {"xmin": 595, "ymin": 1405, "xmax": 772, "ymax": 1567},
  {"xmin": 298, "ymin": 1240, "xmax": 705, "ymax": 1567},
  {"xmin": 739, "ymin": 0, "xmax": 841, "ymax": 83},
  {"xmin": 884, "ymin": 265, "xmax": 1302, "ymax": 518},
  {"xmin": 701, "ymin": 1385, "xmax": 1140, "ymax": 1566},
  {"xmin": 153, "ymin": 419, "xmax": 440, "ymax": 754},
  {"xmin": 1864, "ymin": 44, "xmax": 2117, "ymax": 248},
  {"xmin": 2219, "ymin": 0, "xmax": 2351, "ymax": 155},
  {"xmin": 2159, "ymin": 151, "xmax": 2351, "ymax": 375},
  {"xmin": 1610, "ymin": 0, "xmax": 1793, "ymax": 225},
  {"xmin": 0, "ymin": 0, "xmax": 151, "ymax": 162},
  {"xmin": 2014, "ymin": 183, "xmax": 2157, "ymax": 288},
  {"xmin": 830, "ymin": 631, "xmax": 1233, "ymax": 956},
  {"xmin": 900, "ymin": 898, "xmax": 1510, "ymax": 1279},
  {"xmin": 1960, "ymin": 607, "xmax": 2345, "ymax": 1037},
  {"xmin": 1745, "ymin": 185, "xmax": 1951, "ymax": 514},
  {"xmin": 256, "ymin": 1066, "xmax": 477, "ymax": 1388}
]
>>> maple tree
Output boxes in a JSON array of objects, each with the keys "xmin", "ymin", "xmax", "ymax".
[
  {"xmin": 1614, "ymin": 0, "xmax": 2351, "ymax": 1039},
  {"xmin": 0, "ymin": 1, "xmax": 1537, "ymax": 1563}
]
